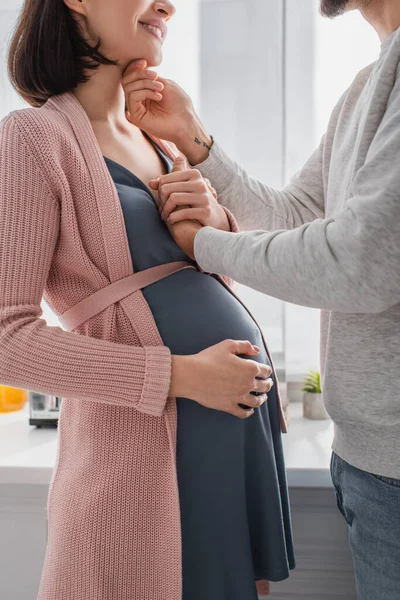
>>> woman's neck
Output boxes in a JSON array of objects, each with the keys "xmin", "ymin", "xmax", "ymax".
[{"xmin": 72, "ymin": 64, "xmax": 128, "ymax": 129}]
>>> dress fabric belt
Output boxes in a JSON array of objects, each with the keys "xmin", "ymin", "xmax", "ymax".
[{"xmin": 58, "ymin": 261, "xmax": 197, "ymax": 332}]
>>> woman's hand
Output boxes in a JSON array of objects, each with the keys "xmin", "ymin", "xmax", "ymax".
[
  {"xmin": 169, "ymin": 340, "xmax": 274, "ymax": 419},
  {"xmin": 150, "ymin": 156, "xmax": 229, "ymax": 259},
  {"xmin": 121, "ymin": 59, "xmax": 212, "ymax": 164},
  {"xmin": 150, "ymin": 156, "xmax": 230, "ymax": 230}
]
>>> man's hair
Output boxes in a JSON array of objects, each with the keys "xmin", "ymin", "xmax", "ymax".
[
  {"xmin": 320, "ymin": 0, "xmax": 351, "ymax": 18},
  {"xmin": 7, "ymin": 0, "xmax": 119, "ymax": 108}
]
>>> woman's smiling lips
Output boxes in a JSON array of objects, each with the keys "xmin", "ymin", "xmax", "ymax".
[{"xmin": 139, "ymin": 19, "xmax": 167, "ymax": 43}]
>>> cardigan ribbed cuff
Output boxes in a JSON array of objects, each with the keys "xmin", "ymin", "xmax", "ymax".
[{"xmin": 139, "ymin": 346, "xmax": 172, "ymax": 416}]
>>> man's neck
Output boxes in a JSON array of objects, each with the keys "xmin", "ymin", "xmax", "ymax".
[{"xmin": 360, "ymin": 0, "xmax": 400, "ymax": 42}]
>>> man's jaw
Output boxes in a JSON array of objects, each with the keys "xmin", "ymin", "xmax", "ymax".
[{"xmin": 320, "ymin": 0, "xmax": 356, "ymax": 18}]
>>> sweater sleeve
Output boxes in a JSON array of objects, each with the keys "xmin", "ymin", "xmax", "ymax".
[
  {"xmin": 193, "ymin": 137, "xmax": 326, "ymax": 232},
  {"xmin": 194, "ymin": 73, "xmax": 400, "ymax": 314},
  {"xmin": 192, "ymin": 86, "xmax": 356, "ymax": 232},
  {"xmin": 0, "ymin": 115, "xmax": 172, "ymax": 417},
  {"xmin": 217, "ymin": 205, "xmax": 239, "ymax": 290}
]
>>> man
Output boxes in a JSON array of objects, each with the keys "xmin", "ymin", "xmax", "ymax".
[{"xmin": 122, "ymin": 0, "xmax": 400, "ymax": 598}]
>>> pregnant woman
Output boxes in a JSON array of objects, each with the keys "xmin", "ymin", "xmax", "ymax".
[{"xmin": 0, "ymin": 0, "xmax": 294, "ymax": 599}]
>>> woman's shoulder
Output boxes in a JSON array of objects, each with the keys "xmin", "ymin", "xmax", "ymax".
[
  {"xmin": 1, "ymin": 102, "xmax": 73, "ymax": 148},
  {"xmin": 0, "ymin": 102, "xmax": 80, "ymax": 185}
]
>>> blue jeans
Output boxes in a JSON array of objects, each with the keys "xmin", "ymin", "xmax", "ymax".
[{"xmin": 330, "ymin": 452, "xmax": 400, "ymax": 600}]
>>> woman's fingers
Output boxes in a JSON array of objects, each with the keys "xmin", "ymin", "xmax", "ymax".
[
  {"xmin": 160, "ymin": 180, "xmax": 205, "ymax": 202},
  {"xmin": 160, "ymin": 191, "xmax": 207, "ymax": 219},
  {"xmin": 253, "ymin": 377, "xmax": 274, "ymax": 394},
  {"xmin": 231, "ymin": 405, "xmax": 256, "ymax": 420},
  {"xmin": 229, "ymin": 340, "xmax": 259, "ymax": 357},
  {"xmin": 166, "ymin": 207, "xmax": 208, "ymax": 225},
  {"xmin": 149, "ymin": 168, "xmax": 201, "ymax": 188},
  {"xmin": 257, "ymin": 363, "xmax": 273, "ymax": 379},
  {"xmin": 158, "ymin": 181, "xmax": 205, "ymax": 212},
  {"xmin": 236, "ymin": 378, "xmax": 274, "ymax": 412},
  {"xmin": 241, "ymin": 392, "xmax": 267, "ymax": 408}
]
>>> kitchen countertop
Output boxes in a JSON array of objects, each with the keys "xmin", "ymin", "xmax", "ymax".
[{"xmin": 0, "ymin": 402, "xmax": 334, "ymax": 487}]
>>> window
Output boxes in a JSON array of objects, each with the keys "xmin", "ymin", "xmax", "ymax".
[
  {"xmin": 282, "ymin": 1, "xmax": 381, "ymax": 381},
  {"xmin": 314, "ymin": 3, "xmax": 381, "ymax": 144}
]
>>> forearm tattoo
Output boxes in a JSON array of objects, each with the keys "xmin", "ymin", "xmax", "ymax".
[{"xmin": 194, "ymin": 137, "xmax": 211, "ymax": 151}]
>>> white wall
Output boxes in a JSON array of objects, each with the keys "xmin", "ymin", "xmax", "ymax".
[{"xmin": 158, "ymin": 0, "xmax": 200, "ymax": 110}]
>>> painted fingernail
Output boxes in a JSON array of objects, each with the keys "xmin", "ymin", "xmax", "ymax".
[{"xmin": 253, "ymin": 346, "xmax": 261, "ymax": 352}]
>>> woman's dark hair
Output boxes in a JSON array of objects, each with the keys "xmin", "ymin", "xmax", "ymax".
[{"xmin": 8, "ymin": 0, "xmax": 119, "ymax": 108}]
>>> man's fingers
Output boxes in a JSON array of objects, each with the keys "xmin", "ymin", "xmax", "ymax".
[
  {"xmin": 122, "ymin": 59, "xmax": 147, "ymax": 78},
  {"xmin": 122, "ymin": 59, "xmax": 147, "ymax": 80},
  {"xmin": 126, "ymin": 89, "xmax": 163, "ymax": 108},
  {"xmin": 124, "ymin": 79, "xmax": 164, "ymax": 95}
]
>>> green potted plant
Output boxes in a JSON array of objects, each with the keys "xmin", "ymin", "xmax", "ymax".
[{"xmin": 302, "ymin": 370, "xmax": 329, "ymax": 420}]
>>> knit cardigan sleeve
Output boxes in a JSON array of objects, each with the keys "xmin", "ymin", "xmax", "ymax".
[{"xmin": 0, "ymin": 115, "xmax": 172, "ymax": 417}]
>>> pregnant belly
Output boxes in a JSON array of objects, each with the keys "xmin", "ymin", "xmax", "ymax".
[
  {"xmin": 141, "ymin": 269, "xmax": 267, "ymax": 360},
  {"xmin": 141, "ymin": 269, "xmax": 277, "ymax": 467}
]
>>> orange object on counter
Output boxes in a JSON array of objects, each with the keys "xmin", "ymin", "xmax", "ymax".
[{"xmin": 0, "ymin": 385, "xmax": 28, "ymax": 412}]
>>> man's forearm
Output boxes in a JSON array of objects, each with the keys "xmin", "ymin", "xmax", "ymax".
[{"xmin": 175, "ymin": 116, "xmax": 213, "ymax": 166}]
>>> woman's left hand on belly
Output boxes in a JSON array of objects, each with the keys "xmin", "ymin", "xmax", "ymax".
[{"xmin": 149, "ymin": 156, "xmax": 230, "ymax": 231}]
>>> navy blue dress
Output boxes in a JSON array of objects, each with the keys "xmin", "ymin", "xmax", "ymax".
[{"xmin": 103, "ymin": 137, "xmax": 295, "ymax": 600}]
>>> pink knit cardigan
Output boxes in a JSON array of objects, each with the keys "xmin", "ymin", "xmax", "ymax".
[{"xmin": 0, "ymin": 90, "xmax": 285, "ymax": 599}]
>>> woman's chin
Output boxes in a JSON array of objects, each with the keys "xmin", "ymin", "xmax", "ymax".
[{"xmin": 143, "ymin": 51, "xmax": 162, "ymax": 68}]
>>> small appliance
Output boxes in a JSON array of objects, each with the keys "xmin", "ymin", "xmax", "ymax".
[{"xmin": 28, "ymin": 391, "xmax": 62, "ymax": 427}]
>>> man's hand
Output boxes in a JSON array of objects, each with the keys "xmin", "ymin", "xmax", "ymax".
[
  {"xmin": 122, "ymin": 59, "xmax": 213, "ymax": 164},
  {"xmin": 149, "ymin": 157, "xmax": 230, "ymax": 230}
]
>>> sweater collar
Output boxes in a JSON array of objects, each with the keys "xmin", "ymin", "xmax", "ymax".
[{"xmin": 44, "ymin": 90, "xmax": 178, "ymax": 284}]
